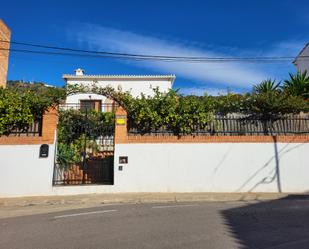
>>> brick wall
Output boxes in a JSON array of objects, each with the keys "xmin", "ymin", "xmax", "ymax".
[
  {"xmin": 0, "ymin": 108, "xmax": 58, "ymax": 145},
  {"xmin": 115, "ymin": 107, "xmax": 129, "ymax": 144},
  {"xmin": 114, "ymin": 108, "xmax": 309, "ymax": 143},
  {"xmin": 0, "ymin": 19, "xmax": 10, "ymax": 88}
]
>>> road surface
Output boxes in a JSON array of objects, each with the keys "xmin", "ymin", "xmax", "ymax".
[{"xmin": 1, "ymin": 197, "xmax": 309, "ymax": 249}]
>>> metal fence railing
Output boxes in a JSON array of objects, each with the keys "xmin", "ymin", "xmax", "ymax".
[
  {"xmin": 59, "ymin": 103, "xmax": 118, "ymax": 112},
  {"xmin": 2, "ymin": 120, "xmax": 42, "ymax": 137},
  {"xmin": 128, "ymin": 113, "xmax": 309, "ymax": 136}
]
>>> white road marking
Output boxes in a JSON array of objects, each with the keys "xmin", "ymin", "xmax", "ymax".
[
  {"xmin": 54, "ymin": 209, "xmax": 117, "ymax": 219},
  {"xmin": 152, "ymin": 204, "xmax": 199, "ymax": 209}
]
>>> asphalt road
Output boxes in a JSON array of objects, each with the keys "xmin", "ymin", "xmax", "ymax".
[{"xmin": 1, "ymin": 197, "xmax": 309, "ymax": 249}]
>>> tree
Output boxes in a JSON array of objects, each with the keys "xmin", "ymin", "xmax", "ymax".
[
  {"xmin": 253, "ymin": 79, "xmax": 281, "ymax": 94},
  {"xmin": 283, "ymin": 71, "xmax": 309, "ymax": 99},
  {"xmin": 0, "ymin": 82, "xmax": 65, "ymax": 135}
]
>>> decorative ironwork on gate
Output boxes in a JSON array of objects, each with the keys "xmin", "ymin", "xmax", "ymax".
[{"xmin": 53, "ymin": 103, "xmax": 116, "ymax": 185}]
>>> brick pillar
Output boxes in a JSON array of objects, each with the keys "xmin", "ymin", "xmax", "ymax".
[
  {"xmin": 0, "ymin": 19, "xmax": 11, "ymax": 88},
  {"xmin": 41, "ymin": 107, "xmax": 58, "ymax": 143},
  {"xmin": 114, "ymin": 107, "xmax": 128, "ymax": 144}
]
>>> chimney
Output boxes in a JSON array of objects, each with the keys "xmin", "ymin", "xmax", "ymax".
[
  {"xmin": 0, "ymin": 19, "xmax": 11, "ymax": 88},
  {"xmin": 75, "ymin": 68, "xmax": 85, "ymax": 76}
]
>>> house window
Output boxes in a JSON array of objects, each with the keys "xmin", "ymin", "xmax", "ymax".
[
  {"xmin": 104, "ymin": 98, "xmax": 116, "ymax": 112},
  {"xmin": 80, "ymin": 100, "xmax": 101, "ymax": 112}
]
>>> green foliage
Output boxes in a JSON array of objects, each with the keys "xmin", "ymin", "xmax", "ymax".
[
  {"xmin": 68, "ymin": 80, "xmax": 308, "ymax": 135},
  {"xmin": 175, "ymin": 95, "xmax": 214, "ymax": 134},
  {"xmin": 56, "ymin": 142, "xmax": 80, "ymax": 169},
  {"xmin": 124, "ymin": 89, "xmax": 179, "ymax": 133},
  {"xmin": 58, "ymin": 109, "xmax": 114, "ymax": 143},
  {"xmin": 283, "ymin": 71, "xmax": 309, "ymax": 98},
  {"xmin": 210, "ymin": 93, "xmax": 248, "ymax": 115},
  {"xmin": 253, "ymin": 79, "xmax": 281, "ymax": 94},
  {"xmin": 10, "ymin": 82, "xmax": 65, "ymax": 113},
  {"xmin": 56, "ymin": 109, "xmax": 115, "ymax": 168},
  {"xmin": 3, "ymin": 74, "xmax": 306, "ymax": 138},
  {"xmin": 0, "ymin": 81, "xmax": 65, "ymax": 135},
  {"xmin": 0, "ymin": 84, "xmax": 65, "ymax": 135},
  {"xmin": 118, "ymin": 88, "xmax": 215, "ymax": 135},
  {"xmin": 0, "ymin": 88, "xmax": 34, "ymax": 135},
  {"xmin": 243, "ymin": 92, "xmax": 308, "ymax": 119}
]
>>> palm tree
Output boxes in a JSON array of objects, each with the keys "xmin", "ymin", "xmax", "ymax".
[
  {"xmin": 253, "ymin": 79, "xmax": 281, "ymax": 94},
  {"xmin": 283, "ymin": 70, "xmax": 309, "ymax": 99}
]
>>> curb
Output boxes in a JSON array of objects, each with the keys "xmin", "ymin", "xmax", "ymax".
[{"xmin": 0, "ymin": 193, "xmax": 291, "ymax": 208}]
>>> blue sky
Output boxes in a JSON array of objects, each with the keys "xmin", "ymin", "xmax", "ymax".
[{"xmin": 2, "ymin": 0, "xmax": 309, "ymax": 95}]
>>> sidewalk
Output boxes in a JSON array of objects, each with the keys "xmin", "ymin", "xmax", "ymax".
[{"xmin": 0, "ymin": 192, "xmax": 290, "ymax": 219}]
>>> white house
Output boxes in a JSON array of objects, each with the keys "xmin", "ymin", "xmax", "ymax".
[
  {"xmin": 293, "ymin": 43, "xmax": 309, "ymax": 72},
  {"xmin": 63, "ymin": 68, "xmax": 176, "ymax": 110}
]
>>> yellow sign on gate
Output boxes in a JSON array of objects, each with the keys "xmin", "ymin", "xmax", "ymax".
[{"xmin": 116, "ymin": 116, "xmax": 126, "ymax": 125}]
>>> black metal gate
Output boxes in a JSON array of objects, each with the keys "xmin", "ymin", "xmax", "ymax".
[{"xmin": 53, "ymin": 103, "xmax": 116, "ymax": 185}]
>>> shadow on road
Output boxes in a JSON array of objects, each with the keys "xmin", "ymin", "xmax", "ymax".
[{"xmin": 221, "ymin": 195, "xmax": 309, "ymax": 249}]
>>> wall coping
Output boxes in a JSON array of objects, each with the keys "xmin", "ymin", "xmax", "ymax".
[{"xmin": 123, "ymin": 135, "xmax": 309, "ymax": 143}]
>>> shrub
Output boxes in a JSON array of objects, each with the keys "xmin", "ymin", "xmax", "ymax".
[
  {"xmin": 0, "ymin": 83, "xmax": 65, "ymax": 135},
  {"xmin": 0, "ymin": 88, "xmax": 34, "ymax": 135},
  {"xmin": 56, "ymin": 109, "xmax": 115, "ymax": 168},
  {"xmin": 283, "ymin": 71, "xmax": 309, "ymax": 98},
  {"xmin": 124, "ymin": 89, "xmax": 215, "ymax": 135}
]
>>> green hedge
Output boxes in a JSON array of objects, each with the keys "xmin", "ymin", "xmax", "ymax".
[{"xmin": 0, "ymin": 84, "xmax": 65, "ymax": 135}]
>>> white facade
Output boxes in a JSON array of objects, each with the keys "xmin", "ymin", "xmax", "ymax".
[
  {"xmin": 64, "ymin": 69, "xmax": 176, "ymax": 104},
  {"xmin": 294, "ymin": 43, "xmax": 309, "ymax": 72},
  {"xmin": 1, "ymin": 141, "xmax": 309, "ymax": 197}
]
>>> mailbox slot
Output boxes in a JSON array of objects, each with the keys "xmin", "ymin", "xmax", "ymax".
[{"xmin": 39, "ymin": 144, "xmax": 49, "ymax": 158}]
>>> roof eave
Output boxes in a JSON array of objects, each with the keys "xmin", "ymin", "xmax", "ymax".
[
  {"xmin": 294, "ymin": 43, "xmax": 309, "ymax": 63},
  {"xmin": 62, "ymin": 74, "xmax": 176, "ymax": 80}
]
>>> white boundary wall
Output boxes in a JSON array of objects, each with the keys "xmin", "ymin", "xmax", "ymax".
[
  {"xmin": 1, "ymin": 142, "xmax": 308, "ymax": 197},
  {"xmin": 112, "ymin": 143, "xmax": 309, "ymax": 193},
  {"xmin": 53, "ymin": 142, "xmax": 309, "ymax": 196},
  {"xmin": 0, "ymin": 144, "xmax": 55, "ymax": 197}
]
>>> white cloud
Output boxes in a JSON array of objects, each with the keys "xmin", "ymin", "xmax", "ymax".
[
  {"xmin": 267, "ymin": 40, "xmax": 306, "ymax": 57},
  {"xmin": 68, "ymin": 24, "xmax": 306, "ymax": 91},
  {"xmin": 179, "ymin": 87, "xmax": 231, "ymax": 96}
]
